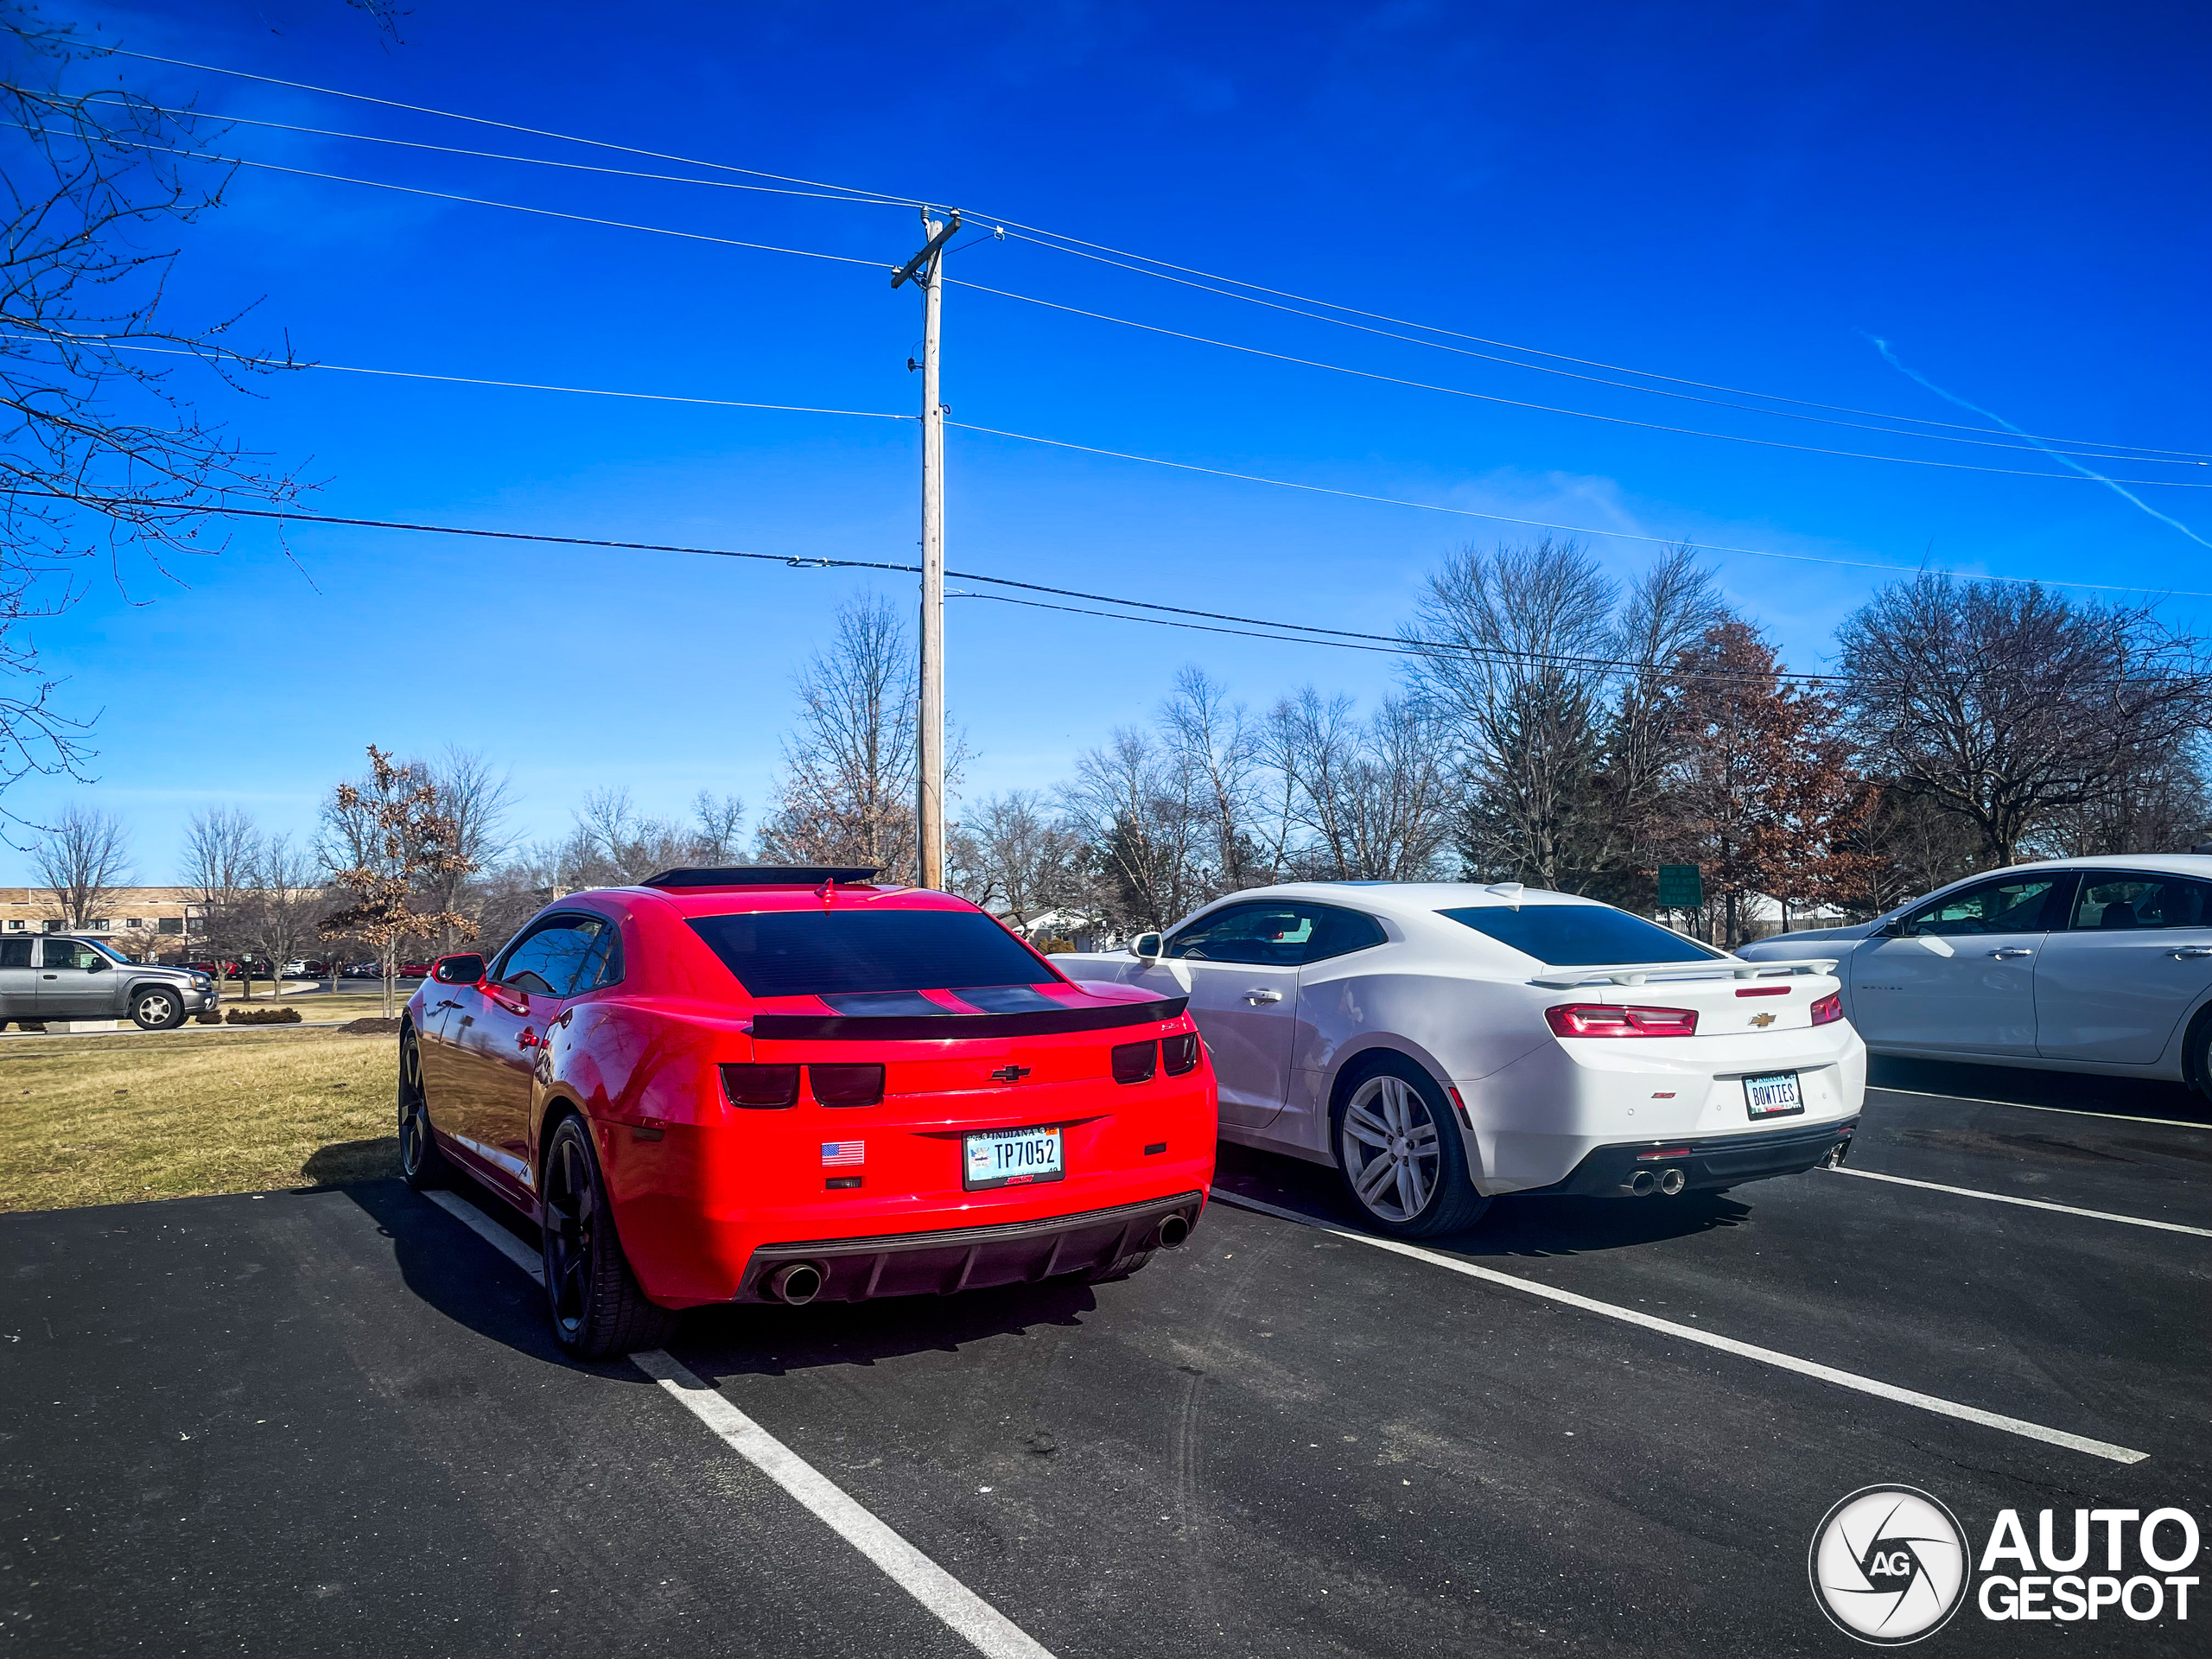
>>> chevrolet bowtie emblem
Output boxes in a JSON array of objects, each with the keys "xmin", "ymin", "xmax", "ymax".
[
  {"xmin": 1749, "ymin": 1012, "xmax": 1777, "ymax": 1027},
  {"xmin": 989, "ymin": 1065, "xmax": 1033, "ymax": 1083}
]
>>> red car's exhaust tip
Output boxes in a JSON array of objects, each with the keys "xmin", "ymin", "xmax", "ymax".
[
  {"xmin": 768, "ymin": 1262, "xmax": 824, "ymax": 1305},
  {"xmin": 1156, "ymin": 1213, "xmax": 1192, "ymax": 1251}
]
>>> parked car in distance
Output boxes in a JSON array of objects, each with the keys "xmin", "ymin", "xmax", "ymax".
[
  {"xmin": 1737, "ymin": 854, "xmax": 2212, "ymax": 1094},
  {"xmin": 1055, "ymin": 881, "xmax": 1863, "ymax": 1237},
  {"xmin": 342, "ymin": 962, "xmax": 381, "ymax": 979},
  {"xmin": 401, "ymin": 866, "xmax": 1216, "ymax": 1357},
  {"xmin": 0, "ymin": 936, "xmax": 218, "ymax": 1029},
  {"xmin": 396, "ymin": 962, "xmax": 434, "ymax": 980}
]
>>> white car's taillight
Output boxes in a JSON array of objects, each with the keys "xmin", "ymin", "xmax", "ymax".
[
  {"xmin": 1545, "ymin": 1002, "xmax": 1699, "ymax": 1038},
  {"xmin": 1810, "ymin": 991, "xmax": 1843, "ymax": 1026}
]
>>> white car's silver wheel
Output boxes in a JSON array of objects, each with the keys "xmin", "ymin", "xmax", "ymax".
[{"xmin": 1340, "ymin": 1073, "xmax": 1443, "ymax": 1224}]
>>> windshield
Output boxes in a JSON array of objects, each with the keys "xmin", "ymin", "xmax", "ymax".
[
  {"xmin": 1439, "ymin": 904, "xmax": 1723, "ymax": 966},
  {"xmin": 689, "ymin": 909, "xmax": 1066, "ymax": 1000},
  {"xmin": 85, "ymin": 938, "xmax": 132, "ymax": 963}
]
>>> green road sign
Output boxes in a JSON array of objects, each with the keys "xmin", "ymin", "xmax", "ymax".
[{"xmin": 1656, "ymin": 864, "xmax": 1703, "ymax": 908}]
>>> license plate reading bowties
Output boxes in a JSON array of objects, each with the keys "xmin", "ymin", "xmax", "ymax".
[
  {"xmin": 963, "ymin": 1125, "xmax": 1065, "ymax": 1190},
  {"xmin": 1743, "ymin": 1071, "xmax": 1804, "ymax": 1118}
]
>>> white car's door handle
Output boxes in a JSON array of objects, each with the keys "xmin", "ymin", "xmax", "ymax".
[
  {"xmin": 1987, "ymin": 948, "xmax": 2033, "ymax": 959},
  {"xmin": 2171, "ymin": 946, "xmax": 2212, "ymax": 960},
  {"xmin": 1243, "ymin": 988, "xmax": 1284, "ymax": 1004}
]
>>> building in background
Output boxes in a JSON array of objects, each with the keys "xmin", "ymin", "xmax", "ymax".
[{"xmin": 0, "ymin": 887, "xmax": 205, "ymax": 960}]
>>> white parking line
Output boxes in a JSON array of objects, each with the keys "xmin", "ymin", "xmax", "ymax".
[
  {"xmin": 1869, "ymin": 1084, "xmax": 2212, "ymax": 1131},
  {"xmin": 421, "ymin": 1188, "xmax": 1058, "ymax": 1659},
  {"xmin": 1209, "ymin": 1189, "xmax": 2149, "ymax": 1466},
  {"xmin": 636, "ymin": 1351, "xmax": 1057, "ymax": 1659},
  {"xmin": 1825, "ymin": 1165, "xmax": 2212, "ymax": 1237}
]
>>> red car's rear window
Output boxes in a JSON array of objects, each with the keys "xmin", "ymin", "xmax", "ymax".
[{"xmin": 689, "ymin": 909, "xmax": 1067, "ymax": 999}]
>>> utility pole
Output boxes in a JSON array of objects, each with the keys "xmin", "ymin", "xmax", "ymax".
[{"xmin": 893, "ymin": 207, "xmax": 959, "ymax": 888}]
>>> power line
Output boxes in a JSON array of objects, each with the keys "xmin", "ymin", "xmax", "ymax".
[
  {"xmin": 106, "ymin": 45, "xmax": 2207, "ymax": 465},
  {"xmin": 950, "ymin": 277, "xmax": 2212, "ymax": 490},
  {"xmin": 985, "ymin": 232, "xmax": 2202, "ymax": 470},
  {"xmin": 56, "ymin": 86, "xmax": 2189, "ymax": 470},
  {"xmin": 30, "ymin": 486, "xmax": 2201, "ymax": 689},
  {"xmin": 35, "ymin": 89, "xmax": 911, "ymax": 208},
  {"xmin": 103, "ymin": 46, "xmax": 925, "ymax": 208},
  {"xmin": 34, "ymin": 333, "xmax": 2209, "ymax": 601},
  {"xmin": 41, "ymin": 124, "xmax": 892, "ymax": 270}
]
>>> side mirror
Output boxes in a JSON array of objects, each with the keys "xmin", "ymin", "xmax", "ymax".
[
  {"xmin": 1128, "ymin": 931, "xmax": 1164, "ymax": 964},
  {"xmin": 86, "ymin": 956, "xmax": 110, "ymax": 974},
  {"xmin": 1876, "ymin": 920, "xmax": 1909, "ymax": 938},
  {"xmin": 433, "ymin": 953, "xmax": 487, "ymax": 985}
]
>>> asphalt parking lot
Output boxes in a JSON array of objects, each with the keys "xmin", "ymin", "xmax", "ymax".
[{"xmin": 3, "ymin": 1062, "xmax": 2207, "ymax": 1657}]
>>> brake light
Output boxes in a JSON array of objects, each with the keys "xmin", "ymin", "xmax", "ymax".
[
  {"xmin": 1735, "ymin": 984, "xmax": 1789, "ymax": 997},
  {"xmin": 1545, "ymin": 1003, "xmax": 1699, "ymax": 1039},
  {"xmin": 1162, "ymin": 1032, "xmax": 1200, "ymax": 1075},
  {"xmin": 1810, "ymin": 991, "xmax": 1842, "ymax": 1027},
  {"xmin": 1111, "ymin": 1039, "xmax": 1159, "ymax": 1084},
  {"xmin": 810, "ymin": 1063, "xmax": 885, "ymax": 1107},
  {"xmin": 721, "ymin": 1063, "xmax": 799, "ymax": 1109}
]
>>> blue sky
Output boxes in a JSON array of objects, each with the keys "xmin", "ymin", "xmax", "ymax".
[{"xmin": 11, "ymin": 0, "xmax": 2209, "ymax": 881}]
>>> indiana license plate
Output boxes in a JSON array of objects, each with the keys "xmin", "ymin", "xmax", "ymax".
[
  {"xmin": 963, "ymin": 1125, "xmax": 1065, "ymax": 1190},
  {"xmin": 1743, "ymin": 1071, "xmax": 1804, "ymax": 1118}
]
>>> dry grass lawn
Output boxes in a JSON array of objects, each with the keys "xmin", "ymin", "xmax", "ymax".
[{"xmin": 0, "ymin": 1027, "xmax": 401, "ymax": 1213}]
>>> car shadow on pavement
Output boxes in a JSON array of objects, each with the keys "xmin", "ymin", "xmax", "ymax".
[
  {"xmin": 675, "ymin": 1274, "xmax": 1105, "ymax": 1384},
  {"xmin": 1868, "ymin": 1054, "xmax": 2212, "ymax": 1124},
  {"xmin": 335, "ymin": 1174, "xmax": 658, "ymax": 1382},
  {"xmin": 1212, "ymin": 1141, "xmax": 1753, "ymax": 1259}
]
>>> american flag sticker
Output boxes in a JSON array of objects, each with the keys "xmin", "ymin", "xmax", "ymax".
[{"xmin": 821, "ymin": 1140, "xmax": 865, "ymax": 1168}]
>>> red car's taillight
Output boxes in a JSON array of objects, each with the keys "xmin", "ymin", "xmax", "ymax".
[
  {"xmin": 1810, "ymin": 991, "xmax": 1843, "ymax": 1027},
  {"xmin": 1545, "ymin": 1002, "xmax": 1699, "ymax": 1039},
  {"xmin": 810, "ymin": 1062, "xmax": 885, "ymax": 1107},
  {"xmin": 721, "ymin": 1063, "xmax": 799, "ymax": 1109},
  {"xmin": 1111, "ymin": 1039, "xmax": 1159, "ymax": 1084},
  {"xmin": 1162, "ymin": 1032, "xmax": 1200, "ymax": 1075}
]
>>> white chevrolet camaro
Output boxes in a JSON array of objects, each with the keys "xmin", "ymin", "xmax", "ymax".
[
  {"xmin": 1056, "ymin": 882, "xmax": 1866, "ymax": 1236},
  {"xmin": 1736, "ymin": 853, "xmax": 2212, "ymax": 1093}
]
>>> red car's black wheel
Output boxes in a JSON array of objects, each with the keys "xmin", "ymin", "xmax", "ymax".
[
  {"xmin": 397, "ymin": 1026, "xmax": 449, "ymax": 1192},
  {"xmin": 541, "ymin": 1116, "xmax": 678, "ymax": 1359}
]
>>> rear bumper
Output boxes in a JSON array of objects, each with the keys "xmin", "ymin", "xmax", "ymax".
[
  {"xmin": 1521, "ymin": 1116, "xmax": 1857, "ymax": 1198},
  {"xmin": 736, "ymin": 1190, "xmax": 1205, "ymax": 1303}
]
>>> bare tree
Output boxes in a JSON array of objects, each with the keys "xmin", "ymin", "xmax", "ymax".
[
  {"xmin": 181, "ymin": 803, "xmax": 257, "ymax": 987},
  {"xmin": 0, "ymin": 16, "xmax": 315, "ymax": 802},
  {"xmin": 1064, "ymin": 727, "xmax": 1208, "ymax": 935},
  {"xmin": 951, "ymin": 790, "xmax": 1084, "ymax": 934},
  {"xmin": 554, "ymin": 786, "xmax": 747, "ymax": 887},
  {"xmin": 1268, "ymin": 689, "xmax": 1453, "ymax": 880},
  {"xmin": 30, "ymin": 801, "xmax": 127, "ymax": 927},
  {"xmin": 1594, "ymin": 546, "xmax": 1727, "ymax": 881},
  {"xmin": 1160, "ymin": 665, "xmax": 1270, "ymax": 890},
  {"xmin": 424, "ymin": 746, "xmax": 513, "ymax": 944},
  {"xmin": 320, "ymin": 746, "xmax": 474, "ymax": 1017},
  {"xmin": 245, "ymin": 832, "xmax": 321, "ymax": 996},
  {"xmin": 1405, "ymin": 538, "xmax": 1615, "ymax": 887},
  {"xmin": 755, "ymin": 593, "xmax": 922, "ymax": 880},
  {"xmin": 1838, "ymin": 574, "xmax": 2212, "ymax": 866}
]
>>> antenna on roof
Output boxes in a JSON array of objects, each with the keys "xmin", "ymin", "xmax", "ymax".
[{"xmin": 1485, "ymin": 881, "xmax": 1526, "ymax": 910}]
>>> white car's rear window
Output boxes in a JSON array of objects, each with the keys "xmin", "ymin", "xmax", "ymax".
[{"xmin": 1439, "ymin": 905, "xmax": 1722, "ymax": 966}]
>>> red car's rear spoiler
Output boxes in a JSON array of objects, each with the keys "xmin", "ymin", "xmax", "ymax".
[{"xmin": 749, "ymin": 995, "xmax": 1189, "ymax": 1042}]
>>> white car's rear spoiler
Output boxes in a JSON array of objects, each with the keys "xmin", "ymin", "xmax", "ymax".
[{"xmin": 1528, "ymin": 957, "xmax": 1839, "ymax": 989}]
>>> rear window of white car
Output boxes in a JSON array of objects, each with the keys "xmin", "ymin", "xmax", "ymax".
[
  {"xmin": 690, "ymin": 909, "xmax": 1066, "ymax": 999},
  {"xmin": 1439, "ymin": 905, "xmax": 1722, "ymax": 966}
]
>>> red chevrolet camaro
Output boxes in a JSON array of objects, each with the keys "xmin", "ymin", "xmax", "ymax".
[{"xmin": 399, "ymin": 867, "xmax": 1215, "ymax": 1357}]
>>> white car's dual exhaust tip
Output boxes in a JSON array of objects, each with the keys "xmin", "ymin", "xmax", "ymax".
[{"xmin": 1621, "ymin": 1167, "xmax": 1688, "ymax": 1198}]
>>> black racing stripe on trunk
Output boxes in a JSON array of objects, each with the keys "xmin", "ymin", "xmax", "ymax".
[{"xmin": 747, "ymin": 996, "xmax": 1189, "ymax": 1041}]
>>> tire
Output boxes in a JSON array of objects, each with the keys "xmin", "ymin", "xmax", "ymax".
[
  {"xmin": 1084, "ymin": 1248, "xmax": 1155, "ymax": 1284},
  {"xmin": 1331, "ymin": 1053, "xmax": 1491, "ymax": 1238},
  {"xmin": 397, "ymin": 1026, "xmax": 450, "ymax": 1192},
  {"xmin": 541, "ymin": 1114, "xmax": 678, "ymax": 1359},
  {"xmin": 130, "ymin": 986, "xmax": 185, "ymax": 1032},
  {"xmin": 2190, "ymin": 1010, "xmax": 2212, "ymax": 1102}
]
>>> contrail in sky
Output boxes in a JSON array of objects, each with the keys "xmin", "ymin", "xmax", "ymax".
[{"xmin": 1866, "ymin": 334, "xmax": 2210, "ymax": 550}]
